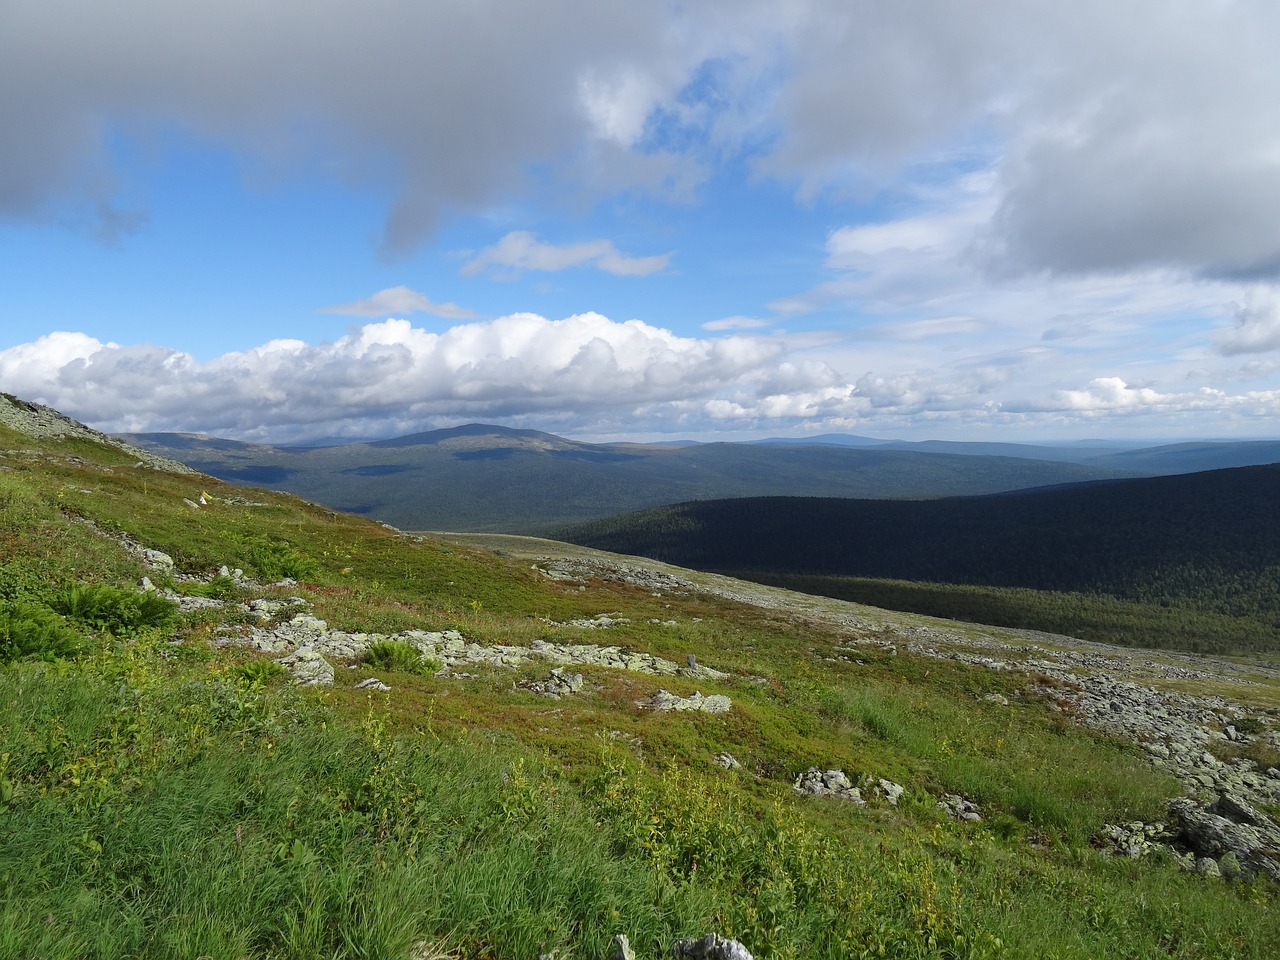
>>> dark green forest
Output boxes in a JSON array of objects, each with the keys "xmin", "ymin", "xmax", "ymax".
[{"xmin": 555, "ymin": 464, "xmax": 1280, "ymax": 653}]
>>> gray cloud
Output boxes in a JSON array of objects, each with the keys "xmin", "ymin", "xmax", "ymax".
[
  {"xmin": 4, "ymin": 1, "xmax": 1278, "ymax": 281},
  {"xmin": 0, "ymin": 1, "xmax": 703, "ymax": 257}
]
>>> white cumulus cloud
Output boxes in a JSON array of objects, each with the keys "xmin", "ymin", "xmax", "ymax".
[{"xmin": 0, "ymin": 314, "xmax": 783, "ymax": 440}]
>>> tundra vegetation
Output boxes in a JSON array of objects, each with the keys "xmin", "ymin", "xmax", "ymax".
[{"xmin": 1, "ymin": 409, "xmax": 1278, "ymax": 959}]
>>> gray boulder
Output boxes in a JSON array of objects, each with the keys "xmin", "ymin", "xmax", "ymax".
[
  {"xmin": 611, "ymin": 933, "xmax": 636, "ymax": 960},
  {"xmin": 939, "ymin": 793, "xmax": 982, "ymax": 822},
  {"xmin": 520, "ymin": 668, "xmax": 585, "ymax": 698},
  {"xmin": 141, "ymin": 549, "xmax": 175, "ymax": 575},
  {"xmin": 1167, "ymin": 795, "xmax": 1280, "ymax": 881}
]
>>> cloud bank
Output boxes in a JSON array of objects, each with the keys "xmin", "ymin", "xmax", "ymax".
[
  {"xmin": 0, "ymin": 316, "xmax": 778, "ymax": 440},
  {"xmin": 7, "ymin": 307, "xmax": 1280, "ymax": 443}
]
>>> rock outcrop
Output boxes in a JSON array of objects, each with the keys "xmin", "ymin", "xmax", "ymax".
[{"xmin": 0, "ymin": 393, "xmax": 196, "ymax": 473}]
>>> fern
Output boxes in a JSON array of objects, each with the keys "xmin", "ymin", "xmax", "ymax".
[
  {"xmin": 53, "ymin": 584, "xmax": 178, "ymax": 636},
  {"xmin": 359, "ymin": 640, "xmax": 440, "ymax": 676},
  {"xmin": 0, "ymin": 600, "xmax": 85, "ymax": 663},
  {"xmin": 248, "ymin": 540, "xmax": 319, "ymax": 582}
]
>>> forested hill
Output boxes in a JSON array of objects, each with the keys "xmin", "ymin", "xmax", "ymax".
[
  {"xmin": 554, "ymin": 464, "xmax": 1280, "ymax": 623},
  {"xmin": 120, "ymin": 426, "xmax": 1137, "ymax": 533}
]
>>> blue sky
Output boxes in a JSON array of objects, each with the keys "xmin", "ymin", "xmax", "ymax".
[{"xmin": 4, "ymin": 1, "xmax": 1280, "ymax": 444}]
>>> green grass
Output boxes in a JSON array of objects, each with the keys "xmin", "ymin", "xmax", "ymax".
[
  {"xmin": 7, "ymin": 654, "xmax": 1274, "ymax": 960},
  {"xmin": 0, "ymin": 662, "xmax": 704, "ymax": 960}
]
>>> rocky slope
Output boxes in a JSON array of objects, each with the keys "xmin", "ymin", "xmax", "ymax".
[
  {"xmin": 0, "ymin": 393, "xmax": 195, "ymax": 474},
  {"xmin": 126, "ymin": 515, "xmax": 1280, "ymax": 882}
]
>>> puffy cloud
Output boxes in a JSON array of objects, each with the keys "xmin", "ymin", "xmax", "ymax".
[
  {"xmin": 322, "ymin": 286, "xmax": 476, "ymax": 320},
  {"xmin": 0, "ymin": 314, "xmax": 783, "ymax": 439},
  {"xmin": 460, "ymin": 231, "xmax": 671, "ymax": 278},
  {"xmin": 1051, "ymin": 377, "xmax": 1168, "ymax": 412}
]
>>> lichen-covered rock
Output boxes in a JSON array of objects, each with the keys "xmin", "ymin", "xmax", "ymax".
[
  {"xmin": 638, "ymin": 690, "xmax": 732, "ymax": 714},
  {"xmin": 876, "ymin": 778, "xmax": 905, "ymax": 805},
  {"xmin": 560, "ymin": 613, "xmax": 631, "ymax": 629},
  {"xmin": 141, "ymin": 549, "xmax": 175, "ymax": 575},
  {"xmin": 939, "ymin": 793, "xmax": 982, "ymax": 822},
  {"xmin": 278, "ymin": 647, "xmax": 334, "ymax": 686},
  {"xmin": 1101, "ymin": 821, "xmax": 1169, "ymax": 859},
  {"xmin": 520, "ymin": 668, "xmax": 584, "ymax": 698},
  {"xmin": 793, "ymin": 768, "xmax": 864, "ymax": 804},
  {"xmin": 679, "ymin": 660, "xmax": 731, "ymax": 682},
  {"xmin": 1167, "ymin": 795, "xmax": 1280, "ymax": 881}
]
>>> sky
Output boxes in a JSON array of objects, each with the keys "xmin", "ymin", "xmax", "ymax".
[{"xmin": 4, "ymin": 1, "xmax": 1280, "ymax": 445}]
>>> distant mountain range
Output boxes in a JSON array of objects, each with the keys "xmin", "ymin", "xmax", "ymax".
[{"xmin": 120, "ymin": 424, "xmax": 1280, "ymax": 534}]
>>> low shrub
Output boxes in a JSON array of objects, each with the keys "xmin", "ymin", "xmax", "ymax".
[
  {"xmin": 359, "ymin": 640, "xmax": 440, "ymax": 676},
  {"xmin": 0, "ymin": 559, "xmax": 50, "ymax": 604},
  {"xmin": 52, "ymin": 584, "xmax": 178, "ymax": 636},
  {"xmin": 0, "ymin": 600, "xmax": 85, "ymax": 663}
]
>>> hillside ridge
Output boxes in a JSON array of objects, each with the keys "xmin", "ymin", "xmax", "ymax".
[{"xmin": 1, "ymin": 392, "xmax": 197, "ymax": 474}]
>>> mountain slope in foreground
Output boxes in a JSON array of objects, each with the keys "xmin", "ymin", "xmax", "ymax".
[{"xmin": 3, "ymin": 393, "xmax": 1279, "ymax": 958}]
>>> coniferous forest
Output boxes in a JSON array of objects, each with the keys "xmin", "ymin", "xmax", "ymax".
[{"xmin": 555, "ymin": 464, "xmax": 1280, "ymax": 653}]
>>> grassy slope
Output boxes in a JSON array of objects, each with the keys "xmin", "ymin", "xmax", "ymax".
[{"xmin": 2, "ymin": 421, "xmax": 1278, "ymax": 958}]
